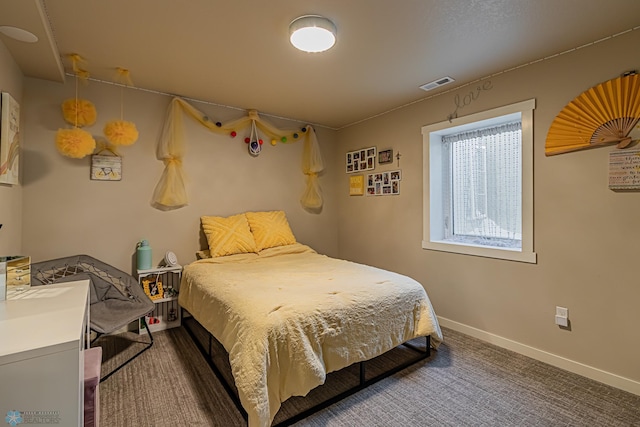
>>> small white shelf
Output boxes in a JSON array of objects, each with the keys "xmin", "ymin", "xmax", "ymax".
[
  {"xmin": 137, "ymin": 265, "xmax": 183, "ymax": 276},
  {"xmin": 148, "ymin": 295, "xmax": 178, "ymax": 304},
  {"xmin": 136, "ymin": 266, "xmax": 182, "ymax": 334}
]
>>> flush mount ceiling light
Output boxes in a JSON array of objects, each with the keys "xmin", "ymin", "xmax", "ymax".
[
  {"xmin": 289, "ymin": 15, "xmax": 336, "ymax": 53},
  {"xmin": 0, "ymin": 26, "xmax": 38, "ymax": 43}
]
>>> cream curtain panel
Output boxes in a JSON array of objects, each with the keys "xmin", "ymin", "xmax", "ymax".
[{"xmin": 152, "ymin": 97, "xmax": 324, "ymax": 211}]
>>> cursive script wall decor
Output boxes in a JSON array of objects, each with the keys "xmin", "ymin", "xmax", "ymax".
[{"xmin": 447, "ymin": 80, "xmax": 493, "ymax": 122}]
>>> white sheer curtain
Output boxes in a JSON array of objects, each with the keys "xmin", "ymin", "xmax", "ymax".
[{"xmin": 442, "ymin": 122, "xmax": 522, "ymax": 248}]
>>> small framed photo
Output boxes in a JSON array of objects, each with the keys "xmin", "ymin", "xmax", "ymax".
[
  {"xmin": 346, "ymin": 146, "xmax": 376, "ymax": 173},
  {"xmin": 378, "ymin": 149, "xmax": 393, "ymax": 165},
  {"xmin": 142, "ymin": 277, "xmax": 164, "ymax": 300}
]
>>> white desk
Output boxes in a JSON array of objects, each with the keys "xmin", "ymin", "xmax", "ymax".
[{"xmin": 0, "ymin": 280, "xmax": 90, "ymax": 426}]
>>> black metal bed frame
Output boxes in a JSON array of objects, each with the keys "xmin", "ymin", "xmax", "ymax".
[{"xmin": 183, "ymin": 316, "xmax": 432, "ymax": 426}]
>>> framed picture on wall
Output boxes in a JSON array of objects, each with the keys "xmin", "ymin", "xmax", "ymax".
[
  {"xmin": 142, "ymin": 277, "xmax": 164, "ymax": 301},
  {"xmin": 346, "ymin": 146, "xmax": 376, "ymax": 173},
  {"xmin": 349, "ymin": 175, "xmax": 365, "ymax": 196},
  {"xmin": 378, "ymin": 149, "xmax": 393, "ymax": 165},
  {"xmin": 0, "ymin": 92, "xmax": 20, "ymax": 185},
  {"xmin": 366, "ymin": 169, "xmax": 402, "ymax": 196},
  {"xmin": 91, "ymin": 154, "xmax": 123, "ymax": 181}
]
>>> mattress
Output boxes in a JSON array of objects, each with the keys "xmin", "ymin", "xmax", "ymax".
[{"xmin": 179, "ymin": 243, "xmax": 442, "ymax": 427}]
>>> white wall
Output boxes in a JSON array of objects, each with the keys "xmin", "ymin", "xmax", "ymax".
[
  {"xmin": 0, "ymin": 41, "xmax": 24, "ymax": 256},
  {"xmin": 336, "ymin": 30, "xmax": 640, "ymax": 392},
  {"xmin": 21, "ymin": 77, "xmax": 339, "ymax": 272}
]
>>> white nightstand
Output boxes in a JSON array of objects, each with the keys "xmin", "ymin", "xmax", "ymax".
[{"xmin": 136, "ymin": 265, "xmax": 182, "ymax": 333}]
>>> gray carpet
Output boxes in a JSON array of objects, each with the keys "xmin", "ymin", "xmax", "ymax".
[{"xmin": 95, "ymin": 325, "xmax": 640, "ymax": 426}]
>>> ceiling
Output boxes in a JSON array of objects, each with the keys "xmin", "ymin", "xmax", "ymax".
[{"xmin": 2, "ymin": 0, "xmax": 640, "ymax": 129}]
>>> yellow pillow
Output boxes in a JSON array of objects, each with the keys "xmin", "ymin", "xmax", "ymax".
[
  {"xmin": 246, "ymin": 210, "xmax": 297, "ymax": 251},
  {"xmin": 201, "ymin": 214, "xmax": 257, "ymax": 257}
]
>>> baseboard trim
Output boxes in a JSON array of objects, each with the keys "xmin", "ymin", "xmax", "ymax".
[{"xmin": 437, "ymin": 316, "xmax": 640, "ymax": 396}]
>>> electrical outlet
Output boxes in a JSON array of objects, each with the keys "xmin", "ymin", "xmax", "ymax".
[{"xmin": 555, "ymin": 306, "xmax": 569, "ymax": 327}]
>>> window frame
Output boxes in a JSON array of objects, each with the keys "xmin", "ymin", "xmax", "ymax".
[{"xmin": 422, "ymin": 99, "xmax": 536, "ymax": 263}]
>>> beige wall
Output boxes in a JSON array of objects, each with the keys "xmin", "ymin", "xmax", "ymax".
[
  {"xmin": 12, "ymin": 28, "xmax": 640, "ymax": 393},
  {"xmin": 21, "ymin": 77, "xmax": 339, "ymax": 272},
  {"xmin": 336, "ymin": 30, "xmax": 640, "ymax": 388},
  {"xmin": 0, "ymin": 41, "xmax": 24, "ymax": 256}
]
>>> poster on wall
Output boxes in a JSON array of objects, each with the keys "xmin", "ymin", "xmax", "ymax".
[
  {"xmin": 349, "ymin": 175, "xmax": 364, "ymax": 196},
  {"xmin": 608, "ymin": 148, "xmax": 640, "ymax": 190},
  {"xmin": 0, "ymin": 92, "xmax": 20, "ymax": 185}
]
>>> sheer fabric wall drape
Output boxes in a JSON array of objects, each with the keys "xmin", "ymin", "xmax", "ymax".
[{"xmin": 152, "ymin": 97, "xmax": 324, "ymax": 212}]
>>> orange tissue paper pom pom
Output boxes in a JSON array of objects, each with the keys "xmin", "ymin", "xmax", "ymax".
[
  {"xmin": 55, "ymin": 128, "xmax": 96, "ymax": 158},
  {"xmin": 61, "ymin": 99, "xmax": 97, "ymax": 127},
  {"xmin": 104, "ymin": 120, "xmax": 139, "ymax": 146}
]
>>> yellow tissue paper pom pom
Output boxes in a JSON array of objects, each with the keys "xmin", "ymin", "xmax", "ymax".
[
  {"xmin": 104, "ymin": 120, "xmax": 139, "ymax": 146},
  {"xmin": 55, "ymin": 128, "xmax": 96, "ymax": 159},
  {"xmin": 61, "ymin": 99, "xmax": 97, "ymax": 127}
]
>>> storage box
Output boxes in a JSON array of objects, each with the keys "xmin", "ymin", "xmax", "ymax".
[{"xmin": 1, "ymin": 256, "xmax": 30, "ymax": 299}]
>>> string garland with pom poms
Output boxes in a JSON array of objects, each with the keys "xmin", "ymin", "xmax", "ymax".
[
  {"xmin": 104, "ymin": 68, "xmax": 139, "ymax": 146},
  {"xmin": 55, "ymin": 54, "xmax": 96, "ymax": 158}
]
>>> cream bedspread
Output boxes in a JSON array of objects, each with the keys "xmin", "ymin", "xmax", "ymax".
[{"xmin": 178, "ymin": 243, "xmax": 442, "ymax": 427}]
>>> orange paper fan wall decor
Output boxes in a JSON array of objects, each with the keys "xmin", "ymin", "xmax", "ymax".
[{"xmin": 545, "ymin": 73, "xmax": 640, "ymax": 156}]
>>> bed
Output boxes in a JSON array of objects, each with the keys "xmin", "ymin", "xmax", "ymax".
[{"xmin": 178, "ymin": 211, "xmax": 442, "ymax": 427}]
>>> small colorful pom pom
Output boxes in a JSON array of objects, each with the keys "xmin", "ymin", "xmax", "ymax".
[
  {"xmin": 230, "ymin": 131, "xmax": 237, "ymax": 138},
  {"xmin": 281, "ymin": 137, "xmax": 287, "ymax": 143},
  {"xmin": 271, "ymin": 139, "xmax": 277, "ymax": 146},
  {"xmin": 259, "ymin": 139, "xmax": 263, "ymax": 145},
  {"xmin": 244, "ymin": 137, "xmax": 250, "ymax": 143},
  {"xmin": 216, "ymin": 122, "xmax": 222, "ymax": 127}
]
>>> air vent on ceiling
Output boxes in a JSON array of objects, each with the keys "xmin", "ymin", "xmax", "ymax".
[{"xmin": 419, "ymin": 76, "xmax": 455, "ymax": 92}]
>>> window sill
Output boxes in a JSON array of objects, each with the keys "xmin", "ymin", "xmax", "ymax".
[{"xmin": 422, "ymin": 240, "xmax": 537, "ymax": 264}]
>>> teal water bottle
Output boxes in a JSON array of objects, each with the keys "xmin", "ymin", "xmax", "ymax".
[{"xmin": 137, "ymin": 239, "xmax": 152, "ymax": 270}]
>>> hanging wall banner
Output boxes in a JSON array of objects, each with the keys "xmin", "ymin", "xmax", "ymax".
[{"xmin": 91, "ymin": 154, "xmax": 122, "ymax": 181}]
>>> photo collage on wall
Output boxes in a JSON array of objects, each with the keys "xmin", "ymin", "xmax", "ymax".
[
  {"xmin": 346, "ymin": 146, "xmax": 376, "ymax": 173},
  {"xmin": 366, "ymin": 170, "xmax": 401, "ymax": 196}
]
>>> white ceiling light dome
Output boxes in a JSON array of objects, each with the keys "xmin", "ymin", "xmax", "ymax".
[
  {"xmin": 289, "ymin": 15, "xmax": 336, "ymax": 53},
  {"xmin": 0, "ymin": 26, "xmax": 38, "ymax": 43}
]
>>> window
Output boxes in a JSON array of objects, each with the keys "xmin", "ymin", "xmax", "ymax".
[{"xmin": 422, "ymin": 99, "xmax": 536, "ymax": 263}]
